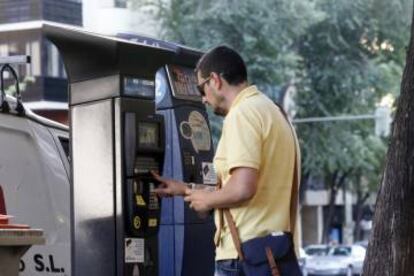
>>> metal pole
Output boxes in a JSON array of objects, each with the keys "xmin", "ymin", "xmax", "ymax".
[
  {"xmin": 0, "ymin": 56, "xmax": 31, "ymax": 65},
  {"xmin": 293, "ymin": 114, "xmax": 376, "ymax": 124}
]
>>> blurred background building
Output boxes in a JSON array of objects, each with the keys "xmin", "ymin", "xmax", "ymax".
[
  {"xmin": 0, "ymin": 0, "xmax": 157, "ymax": 124},
  {"xmin": 83, "ymin": 0, "xmax": 158, "ymax": 36},
  {"xmin": 0, "ymin": 0, "xmax": 82, "ymax": 124}
]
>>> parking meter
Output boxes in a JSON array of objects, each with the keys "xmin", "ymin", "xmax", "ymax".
[
  {"xmin": 156, "ymin": 63, "xmax": 216, "ymax": 276},
  {"xmin": 117, "ymin": 34, "xmax": 216, "ymax": 276},
  {"xmin": 45, "ymin": 23, "xmax": 175, "ymax": 276}
]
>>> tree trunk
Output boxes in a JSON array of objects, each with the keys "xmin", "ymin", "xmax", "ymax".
[
  {"xmin": 362, "ymin": 7, "xmax": 414, "ymax": 276},
  {"xmin": 354, "ymin": 190, "xmax": 369, "ymax": 242},
  {"xmin": 322, "ymin": 183, "xmax": 338, "ymax": 244},
  {"xmin": 322, "ymin": 172, "xmax": 348, "ymax": 244}
]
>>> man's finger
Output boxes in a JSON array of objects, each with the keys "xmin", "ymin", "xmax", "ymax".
[
  {"xmin": 155, "ymin": 191, "xmax": 167, "ymax": 197},
  {"xmin": 184, "ymin": 195, "xmax": 192, "ymax": 202},
  {"xmin": 151, "ymin": 170, "xmax": 164, "ymax": 182},
  {"xmin": 153, "ymin": 188, "xmax": 169, "ymax": 195},
  {"xmin": 153, "ymin": 188, "xmax": 162, "ymax": 193},
  {"xmin": 192, "ymin": 204, "xmax": 201, "ymax": 212},
  {"xmin": 155, "ymin": 183, "xmax": 167, "ymax": 189},
  {"xmin": 153, "ymin": 189, "xmax": 164, "ymax": 196}
]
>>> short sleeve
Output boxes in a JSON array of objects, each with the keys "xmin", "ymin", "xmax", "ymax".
[{"xmin": 224, "ymin": 106, "xmax": 262, "ymax": 173}]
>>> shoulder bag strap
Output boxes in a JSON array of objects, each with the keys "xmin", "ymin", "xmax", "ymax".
[
  {"xmin": 288, "ymin": 122, "xmax": 300, "ymax": 235},
  {"xmin": 223, "ymin": 209, "xmax": 244, "ymax": 261},
  {"xmin": 214, "ymin": 181, "xmax": 224, "ymax": 247},
  {"xmin": 266, "ymin": 247, "xmax": 281, "ymax": 276},
  {"xmin": 274, "ymin": 102, "xmax": 301, "ymax": 235}
]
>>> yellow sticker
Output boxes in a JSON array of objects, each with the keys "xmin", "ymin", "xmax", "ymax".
[
  {"xmin": 133, "ymin": 216, "xmax": 141, "ymax": 229},
  {"xmin": 135, "ymin": 195, "xmax": 146, "ymax": 206},
  {"xmin": 148, "ymin": 218, "xmax": 157, "ymax": 227}
]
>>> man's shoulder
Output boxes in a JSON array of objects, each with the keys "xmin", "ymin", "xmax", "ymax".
[{"xmin": 234, "ymin": 92, "xmax": 279, "ymax": 117}]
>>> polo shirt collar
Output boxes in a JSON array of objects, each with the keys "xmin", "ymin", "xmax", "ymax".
[{"xmin": 229, "ymin": 85, "xmax": 260, "ymax": 111}]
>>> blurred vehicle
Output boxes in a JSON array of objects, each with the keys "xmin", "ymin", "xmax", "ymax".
[
  {"xmin": 300, "ymin": 245, "xmax": 330, "ymax": 275},
  {"xmin": 354, "ymin": 240, "xmax": 368, "ymax": 249},
  {"xmin": 304, "ymin": 244, "xmax": 331, "ymax": 256},
  {"xmin": 0, "ymin": 96, "xmax": 70, "ymax": 275},
  {"xmin": 298, "ymin": 247, "xmax": 308, "ymax": 272},
  {"xmin": 303, "ymin": 244, "xmax": 366, "ymax": 276}
]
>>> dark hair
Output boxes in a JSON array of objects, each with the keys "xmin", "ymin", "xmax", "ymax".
[{"xmin": 195, "ymin": 45, "xmax": 247, "ymax": 86}]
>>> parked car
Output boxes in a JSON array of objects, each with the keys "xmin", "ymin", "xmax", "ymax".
[
  {"xmin": 298, "ymin": 247, "xmax": 309, "ymax": 271},
  {"xmin": 304, "ymin": 244, "xmax": 331, "ymax": 256},
  {"xmin": 354, "ymin": 240, "xmax": 369, "ymax": 249},
  {"xmin": 299, "ymin": 244, "xmax": 329, "ymax": 274},
  {"xmin": 304, "ymin": 244, "xmax": 366, "ymax": 276}
]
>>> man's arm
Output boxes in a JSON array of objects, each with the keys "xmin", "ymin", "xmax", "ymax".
[
  {"xmin": 151, "ymin": 171, "xmax": 189, "ymax": 197},
  {"xmin": 185, "ymin": 183, "xmax": 216, "ymax": 192},
  {"xmin": 184, "ymin": 167, "xmax": 258, "ymax": 212},
  {"xmin": 151, "ymin": 171, "xmax": 215, "ymax": 196}
]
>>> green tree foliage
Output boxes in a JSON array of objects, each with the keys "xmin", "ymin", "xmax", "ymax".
[
  {"xmin": 131, "ymin": 0, "xmax": 323, "ymax": 143},
  {"xmin": 132, "ymin": 0, "xmax": 322, "ymax": 85},
  {"xmin": 295, "ymin": 0, "xmax": 411, "ymax": 242},
  {"xmin": 130, "ymin": 0, "xmax": 411, "ymax": 241}
]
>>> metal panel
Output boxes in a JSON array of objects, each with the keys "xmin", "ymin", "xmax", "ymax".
[
  {"xmin": 71, "ymin": 99, "xmax": 116, "ymax": 276},
  {"xmin": 70, "ymin": 75, "xmax": 120, "ymax": 105},
  {"xmin": 44, "ymin": 23, "xmax": 176, "ymax": 82},
  {"xmin": 158, "ymin": 225, "xmax": 175, "ymax": 276},
  {"xmin": 158, "ymin": 110, "xmax": 176, "ymax": 225},
  {"xmin": 114, "ymin": 98, "xmax": 125, "ymax": 276}
]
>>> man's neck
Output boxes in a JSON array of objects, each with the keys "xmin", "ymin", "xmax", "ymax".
[{"xmin": 225, "ymin": 82, "xmax": 250, "ymax": 109}]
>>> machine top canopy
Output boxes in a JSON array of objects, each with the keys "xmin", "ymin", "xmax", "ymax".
[{"xmin": 43, "ymin": 22, "xmax": 202, "ymax": 83}]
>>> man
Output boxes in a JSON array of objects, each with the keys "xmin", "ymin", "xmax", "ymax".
[{"xmin": 152, "ymin": 45, "xmax": 300, "ymax": 275}]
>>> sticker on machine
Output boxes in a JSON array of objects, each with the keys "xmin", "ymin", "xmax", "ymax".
[
  {"xmin": 125, "ymin": 238, "xmax": 144, "ymax": 263},
  {"xmin": 202, "ymin": 162, "xmax": 217, "ymax": 185},
  {"xmin": 188, "ymin": 111, "xmax": 211, "ymax": 153}
]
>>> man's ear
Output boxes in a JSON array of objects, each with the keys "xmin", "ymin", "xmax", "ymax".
[{"xmin": 211, "ymin": 72, "xmax": 222, "ymax": 90}]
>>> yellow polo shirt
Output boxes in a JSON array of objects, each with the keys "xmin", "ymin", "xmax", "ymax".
[{"xmin": 214, "ymin": 85, "xmax": 298, "ymax": 260}]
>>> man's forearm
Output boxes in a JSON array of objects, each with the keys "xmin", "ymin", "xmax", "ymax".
[
  {"xmin": 207, "ymin": 188, "xmax": 249, "ymax": 209},
  {"xmin": 205, "ymin": 169, "xmax": 257, "ymax": 209},
  {"xmin": 183, "ymin": 167, "xmax": 257, "ymax": 212},
  {"xmin": 182, "ymin": 183, "xmax": 244, "ymax": 211},
  {"xmin": 186, "ymin": 183, "xmax": 216, "ymax": 192}
]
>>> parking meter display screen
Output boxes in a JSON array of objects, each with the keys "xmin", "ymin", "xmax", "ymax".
[
  {"xmin": 123, "ymin": 77, "xmax": 155, "ymax": 99},
  {"xmin": 138, "ymin": 122, "xmax": 159, "ymax": 149},
  {"xmin": 167, "ymin": 65, "xmax": 201, "ymax": 101}
]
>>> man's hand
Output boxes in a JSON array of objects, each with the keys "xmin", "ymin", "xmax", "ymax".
[
  {"xmin": 151, "ymin": 171, "xmax": 189, "ymax": 197},
  {"xmin": 184, "ymin": 189, "xmax": 213, "ymax": 212},
  {"xmin": 184, "ymin": 167, "xmax": 258, "ymax": 210}
]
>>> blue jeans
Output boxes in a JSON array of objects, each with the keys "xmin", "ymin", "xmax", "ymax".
[{"xmin": 214, "ymin": 259, "xmax": 246, "ymax": 276}]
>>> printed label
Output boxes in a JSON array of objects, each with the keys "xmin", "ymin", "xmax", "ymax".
[
  {"xmin": 148, "ymin": 218, "xmax": 157, "ymax": 227},
  {"xmin": 133, "ymin": 216, "xmax": 141, "ymax": 230},
  {"xmin": 202, "ymin": 162, "xmax": 217, "ymax": 185},
  {"xmin": 188, "ymin": 111, "xmax": 211, "ymax": 153},
  {"xmin": 19, "ymin": 244, "xmax": 70, "ymax": 275},
  {"xmin": 125, "ymin": 238, "xmax": 144, "ymax": 263},
  {"xmin": 135, "ymin": 195, "xmax": 146, "ymax": 206}
]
